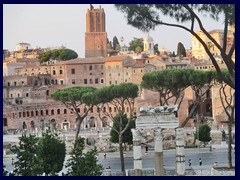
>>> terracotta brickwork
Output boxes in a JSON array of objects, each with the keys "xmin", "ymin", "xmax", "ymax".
[{"xmin": 85, "ymin": 5, "xmax": 107, "ymax": 58}]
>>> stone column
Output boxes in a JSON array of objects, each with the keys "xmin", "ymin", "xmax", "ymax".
[
  {"xmin": 175, "ymin": 128, "xmax": 185, "ymax": 176},
  {"xmin": 131, "ymin": 129, "xmax": 142, "ymax": 176},
  {"xmin": 154, "ymin": 128, "xmax": 164, "ymax": 176}
]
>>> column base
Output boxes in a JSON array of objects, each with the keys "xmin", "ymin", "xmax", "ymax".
[{"xmin": 134, "ymin": 169, "xmax": 142, "ymax": 176}]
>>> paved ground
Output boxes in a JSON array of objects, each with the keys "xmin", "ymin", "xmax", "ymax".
[{"xmin": 3, "ymin": 131, "xmax": 235, "ymax": 176}]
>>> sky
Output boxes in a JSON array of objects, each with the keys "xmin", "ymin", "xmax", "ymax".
[{"xmin": 3, "ymin": 4, "xmax": 225, "ymax": 58}]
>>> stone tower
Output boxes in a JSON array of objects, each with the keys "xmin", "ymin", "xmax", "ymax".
[
  {"xmin": 85, "ymin": 5, "xmax": 108, "ymax": 58},
  {"xmin": 144, "ymin": 34, "xmax": 154, "ymax": 56}
]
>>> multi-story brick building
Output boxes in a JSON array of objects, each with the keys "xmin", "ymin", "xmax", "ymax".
[{"xmin": 3, "ymin": 5, "xmax": 232, "ymax": 133}]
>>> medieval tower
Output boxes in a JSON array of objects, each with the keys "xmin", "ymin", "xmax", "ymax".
[{"xmin": 85, "ymin": 5, "xmax": 108, "ymax": 58}]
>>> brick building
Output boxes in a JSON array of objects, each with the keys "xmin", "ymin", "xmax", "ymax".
[{"xmin": 3, "ymin": 5, "xmax": 232, "ymax": 132}]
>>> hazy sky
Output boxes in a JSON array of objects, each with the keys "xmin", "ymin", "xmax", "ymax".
[{"xmin": 3, "ymin": 4, "xmax": 225, "ymax": 58}]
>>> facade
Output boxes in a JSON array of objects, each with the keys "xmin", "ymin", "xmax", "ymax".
[
  {"xmin": 191, "ymin": 28, "xmax": 235, "ymax": 61},
  {"xmin": 3, "ymin": 5, "xmax": 232, "ymax": 133}
]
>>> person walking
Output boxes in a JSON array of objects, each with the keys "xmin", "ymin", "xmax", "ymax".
[
  {"xmin": 199, "ymin": 158, "xmax": 202, "ymax": 166},
  {"xmin": 104, "ymin": 152, "xmax": 106, "ymax": 159},
  {"xmin": 188, "ymin": 159, "xmax": 192, "ymax": 167}
]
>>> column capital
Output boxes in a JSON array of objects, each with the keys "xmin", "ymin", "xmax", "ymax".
[
  {"xmin": 153, "ymin": 128, "xmax": 162, "ymax": 141},
  {"xmin": 131, "ymin": 128, "xmax": 141, "ymax": 141}
]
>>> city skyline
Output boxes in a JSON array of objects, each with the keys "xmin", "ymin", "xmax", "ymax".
[{"xmin": 3, "ymin": 4, "xmax": 225, "ymax": 57}]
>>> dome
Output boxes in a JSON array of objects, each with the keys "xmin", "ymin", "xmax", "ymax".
[{"xmin": 144, "ymin": 34, "xmax": 154, "ymax": 42}]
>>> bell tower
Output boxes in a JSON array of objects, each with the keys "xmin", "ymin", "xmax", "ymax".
[{"xmin": 85, "ymin": 5, "xmax": 107, "ymax": 58}]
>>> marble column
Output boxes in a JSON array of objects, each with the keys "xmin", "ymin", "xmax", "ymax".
[
  {"xmin": 131, "ymin": 128, "xmax": 142, "ymax": 176},
  {"xmin": 154, "ymin": 128, "xmax": 164, "ymax": 176},
  {"xmin": 175, "ymin": 128, "xmax": 185, "ymax": 176}
]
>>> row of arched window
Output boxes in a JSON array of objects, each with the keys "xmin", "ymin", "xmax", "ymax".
[{"xmin": 11, "ymin": 106, "xmax": 130, "ymax": 119}]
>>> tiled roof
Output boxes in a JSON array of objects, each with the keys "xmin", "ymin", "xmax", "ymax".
[{"xmin": 61, "ymin": 57, "xmax": 105, "ymax": 64}]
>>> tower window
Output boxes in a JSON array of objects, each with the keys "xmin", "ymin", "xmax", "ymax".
[{"xmin": 71, "ymin": 69, "xmax": 75, "ymax": 74}]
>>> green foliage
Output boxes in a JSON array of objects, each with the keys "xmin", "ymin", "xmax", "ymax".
[
  {"xmin": 128, "ymin": 38, "xmax": 144, "ymax": 53},
  {"xmin": 212, "ymin": 68, "xmax": 232, "ymax": 84},
  {"xmin": 188, "ymin": 70, "xmax": 213, "ymax": 88},
  {"xmin": 8, "ymin": 131, "xmax": 66, "ymax": 176},
  {"xmin": 110, "ymin": 114, "xmax": 136, "ymax": 144},
  {"xmin": 115, "ymin": 4, "xmax": 235, "ymax": 89},
  {"xmin": 96, "ymin": 83, "xmax": 139, "ymax": 104},
  {"xmin": 177, "ymin": 42, "xmax": 186, "ymax": 57},
  {"xmin": 196, "ymin": 124, "xmax": 212, "ymax": 144},
  {"xmin": 154, "ymin": 43, "xmax": 160, "ymax": 55},
  {"xmin": 3, "ymin": 165, "xmax": 8, "ymax": 176},
  {"xmin": 51, "ymin": 86, "xmax": 97, "ymax": 105},
  {"xmin": 10, "ymin": 134, "xmax": 41, "ymax": 176},
  {"xmin": 141, "ymin": 69, "xmax": 213, "ymax": 105},
  {"xmin": 115, "ymin": 4, "xmax": 234, "ymax": 32},
  {"xmin": 36, "ymin": 128, "xmax": 66, "ymax": 176},
  {"xmin": 51, "ymin": 86, "xmax": 98, "ymax": 139},
  {"xmin": 107, "ymin": 42, "xmax": 113, "ymax": 49},
  {"xmin": 38, "ymin": 48, "xmax": 78, "ymax": 63},
  {"xmin": 135, "ymin": 46, "xmax": 142, "ymax": 53},
  {"xmin": 65, "ymin": 137, "xmax": 103, "ymax": 176},
  {"xmin": 141, "ymin": 69, "xmax": 192, "ymax": 93},
  {"xmin": 113, "ymin": 36, "xmax": 120, "ymax": 50}
]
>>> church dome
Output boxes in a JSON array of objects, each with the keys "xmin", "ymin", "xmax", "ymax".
[{"xmin": 144, "ymin": 34, "xmax": 154, "ymax": 42}]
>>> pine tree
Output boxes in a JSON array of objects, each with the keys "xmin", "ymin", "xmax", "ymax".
[
  {"xmin": 65, "ymin": 137, "xmax": 103, "ymax": 176},
  {"xmin": 10, "ymin": 134, "xmax": 41, "ymax": 176},
  {"xmin": 36, "ymin": 128, "xmax": 66, "ymax": 176},
  {"xmin": 177, "ymin": 42, "xmax": 186, "ymax": 57}
]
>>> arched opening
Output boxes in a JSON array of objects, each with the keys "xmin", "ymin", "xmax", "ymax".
[
  {"xmin": 30, "ymin": 120, "xmax": 35, "ymax": 132},
  {"xmin": 63, "ymin": 120, "xmax": 69, "ymax": 131},
  {"xmin": 89, "ymin": 117, "xmax": 95, "ymax": 128},
  {"xmin": 50, "ymin": 119, "xmax": 57, "ymax": 130},
  {"xmin": 205, "ymin": 103, "xmax": 212, "ymax": 117},
  {"xmin": 22, "ymin": 121, "xmax": 27, "ymax": 130},
  {"xmin": 102, "ymin": 117, "xmax": 108, "ymax": 127}
]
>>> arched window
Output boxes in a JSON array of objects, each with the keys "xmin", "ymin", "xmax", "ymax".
[
  {"xmin": 40, "ymin": 110, "xmax": 44, "ymax": 116},
  {"xmin": 64, "ymin": 109, "xmax": 67, "ymax": 114},
  {"xmin": 57, "ymin": 109, "xmax": 60, "ymax": 114},
  {"xmin": 102, "ymin": 117, "xmax": 108, "ymax": 127},
  {"xmin": 35, "ymin": 111, "xmax": 39, "ymax": 116},
  {"xmin": 51, "ymin": 109, "xmax": 54, "ymax": 115},
  {"xmin": 89, "ymin": 65, "xmax": 92, "ymax": 70},
  {"xmin": 46, "ymin": 90, "xmax": 49, "ymax": 96},
  {"xmin": 53, "ymin": 70, "xmax": 56, "ymax": 75}
]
